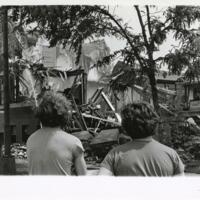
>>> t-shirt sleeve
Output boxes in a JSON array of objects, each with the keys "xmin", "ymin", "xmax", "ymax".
[
  {"xmin": 100, "ymin": 150, "xmax": 115, "ymax": 173},
  {"xmin": 172, "ymin": 150, "xmax": 185, "ymax": 175},
  {"xmin": 73, "ymin": 138, "xmax": 85, "ymax": 157}
]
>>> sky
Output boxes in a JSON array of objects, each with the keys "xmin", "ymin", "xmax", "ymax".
[
  {"xmin": 102, "ymin": 5, "xmax": 200, "ymax": 71},
  {"xmin": 1, "ymin": 3, "xmax": 199, "ymax": 70},
  {"xmin": 104, "ymin": 6, "xmax": 178, "ymax": 62}
]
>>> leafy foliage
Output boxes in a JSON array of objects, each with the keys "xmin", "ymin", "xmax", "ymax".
[
  {"xmin": 9, "ymin": 6, "xmax": 124, "ymax": 64},
  {"xmin": 165, "ymin": 6, "xmax": 200, "ymax": 39},
  {"xmin": 164, "ymin": 50, "xmax": 190, "ymax": 75},
  {"xmin": 110, "ymin": 62, "xmax": 136, "ymax": 92},
  {"xmin": 164, "ymin": 6, "xmax": 200, "ymax": 80},
  {"xmin": 7, "ymin": 5, "xmax": 200, "ymax": 112},
  {"xmin": 0, "ymin": 14, "xmax": 22, "ymax": 62}
]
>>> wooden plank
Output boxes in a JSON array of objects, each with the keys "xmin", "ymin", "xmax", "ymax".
[{"xmin": 82, "ymin": 113, "xmax": 121, "ymax": 126}]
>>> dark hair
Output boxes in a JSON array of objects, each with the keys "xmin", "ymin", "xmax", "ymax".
[
  {"xmin": 121, "ymin": 102, "xmax": 159, "ymax": 139},
  {"xmin": 35, "ymin": 91, "xmax": 71, "ymax": 127}
]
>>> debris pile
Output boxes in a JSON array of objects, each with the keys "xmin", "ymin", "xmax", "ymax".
[
  {"xmin": 64, "ymin": 87, "xmax": 123, "ymax": 160},
  {"xmin": 66, "ymin": 87, "xmax": 121, "ymax": 133},
  {"xmin": 11, "ymin": 143, "xmax": 27, "ymax": 159},
  {"xmin": 1, "ymin": 143, "xmax": 27, "ymax": 159},
  {"xmin": 158, "ymin": 119, "xmax": 200, "ymax": 165}
]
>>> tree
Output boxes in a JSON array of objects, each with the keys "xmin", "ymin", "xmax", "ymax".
[
  {"xmin": 98, "ymin": 6, "xmax": 200, "ymax": 112},
  {"xmin": 95, "ymin": 5, "xmax": 171, "ymax": 111},
  {"xmin": 9, "ymin": 5, "xmax": 161, "ymax": 110},
  {"xmin": 8, "ymin": 5, "xmax": 200, "ymax": 112},
  {"xmin": 9, "ymin": 6, "xmax": 123, "ymax": 62},
  {"xmin": 164, "ymin": 6, "xmax": 200, "ymax": 105}
]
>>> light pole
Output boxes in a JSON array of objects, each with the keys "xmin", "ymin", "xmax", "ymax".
[
  {"xmin": 3, "ymin": 6, "xmax": 10, "ymax": 157},
  {"xmin": 0, "ymin": 6, "xmax": 16, "ymax": 175}
]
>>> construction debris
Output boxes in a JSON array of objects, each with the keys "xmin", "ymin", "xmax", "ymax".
[{"xmin": 1, "ymin": 143, "xmax": 27, "ymax": 159}]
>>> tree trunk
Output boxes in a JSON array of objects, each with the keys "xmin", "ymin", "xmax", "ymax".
[{"xmin": 147, "ymin": 68, "xmax": 159, "ymax": 113}]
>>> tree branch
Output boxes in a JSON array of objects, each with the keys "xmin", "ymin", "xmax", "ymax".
[
  {"xmin": 96, "ymin": 6, "xmax": 147, "ymax": 69},
  {"xmin": 135, "ymin": 6, "xmax": 149, "ymax": 48},
  {"xmin": 146, "ymin": 6, "xmax": 152, "ymax": 38},
  {"xmin": 135, "ymin": 5, "xmax": 155, "ymax": 70},
  {"xmin": 146, "ymin": 5, "xmax": 156, "ymax": 52}
]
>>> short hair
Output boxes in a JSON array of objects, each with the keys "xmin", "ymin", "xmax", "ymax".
[
  {"xmin": 121, "ymin": 102, "xmax": 159, "ymax": 139},
  {"xmin": 35, "ymin": 91, "xmax": 71, "ymax": 127}
]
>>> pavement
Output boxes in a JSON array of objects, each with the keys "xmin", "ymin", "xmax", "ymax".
[
  {"xmin": 15, "ymin": 159, "xmax": 200, "ymax": 176},
  {"xmin": 15, "ymin": 159, "xmax": 100, "ymax": 175}
]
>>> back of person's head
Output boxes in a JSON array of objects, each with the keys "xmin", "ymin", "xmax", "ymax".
[
  {"xmin": 121, "ymin": 102, "xmax": 159, "ymax": 139},
  {"xmin": 35, "ymin": 91, "xmax": 71, "ymax": 127}
]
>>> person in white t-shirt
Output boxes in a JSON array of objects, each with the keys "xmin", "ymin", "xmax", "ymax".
[
  {"xmin": 27, "ymin": 91, "xmax": 87, "ymax": 175},
  {"xmin": 99, "ymin": 102, "xmax": 184, "ymax": 176}
]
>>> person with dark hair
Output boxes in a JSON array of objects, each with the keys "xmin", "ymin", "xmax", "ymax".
[
  {"xmin": 27, "ymin": 91, "xmax": 87, "ymax": 175},
  {"xmin": 98, "ymin": 102, "xmax": 184, "ymax": 176}
]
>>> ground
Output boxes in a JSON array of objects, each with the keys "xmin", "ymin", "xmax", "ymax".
[
  {"xmin": 15, "ymin": 158, "xmax": 99, "ymax": 175},
  {"xmin": 15, "ymin": 158, "xmax": 200, "ymax": 176}
]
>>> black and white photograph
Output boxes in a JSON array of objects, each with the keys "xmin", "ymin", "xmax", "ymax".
[{"xmin": 0, "ymin": 1, "xmax": 200, "ymax": 199}]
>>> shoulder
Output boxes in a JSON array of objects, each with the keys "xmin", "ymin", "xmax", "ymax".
[
  {"xmin": 152, "ymin": 139, "xmax": 181, "ymax": 158},
  {"xmin": 151, "ymin": 139, "xmax": 184, "ymax": 175},
  {"xmin": 150, "ymin": 139, "xmax": 168, "ymax": 149},
  {"xmin": 61, "ymin": 132, "xmax": 82, "ymax": 144},
  {"xmin": 107, "ymin": 142, "xmax": 132, "ymax": 155},
  {"xmin": 100, "ymin": 143, "xmax": 129, "ymax": 172},
  {"xmin": 58, "ymin": 132, "xmax": 84, "ymax": 152},
  {"xmin": 26, "ymin": 129, "xmax": 41, "ymax": 145}
]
